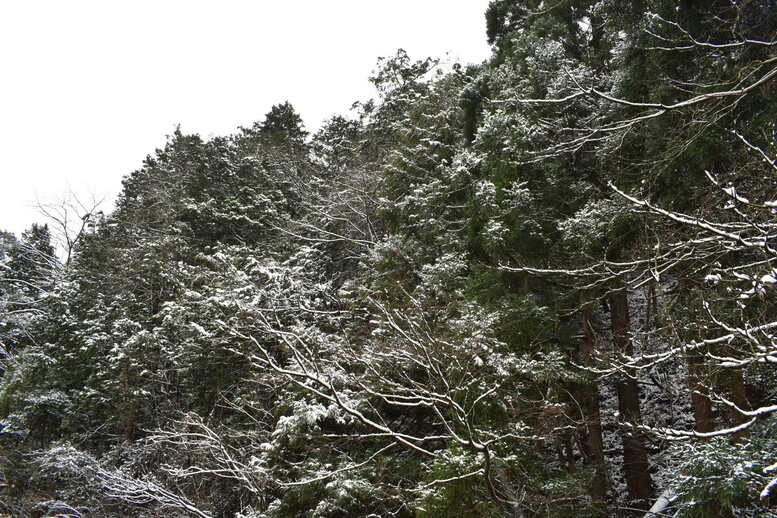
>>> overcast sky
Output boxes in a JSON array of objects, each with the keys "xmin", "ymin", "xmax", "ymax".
[{"xmin": 0, "ymin": 1, "xmax": 492, "ymax": 237}]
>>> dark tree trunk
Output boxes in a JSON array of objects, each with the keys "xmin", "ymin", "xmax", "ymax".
[
  {"xmin": 726, "ymin": 369, "xmax": 750, "ymax": 441},
  {"xmin": 610, "ymin": 289, "xmax": 654, "ymax": 513},
  {"xmin": 687, "ymin": 352, "xmax": 715, "ymax": 433},
  {"xmin": 573, "ymin": 309, "xmax": 609, "ymax": 517}
]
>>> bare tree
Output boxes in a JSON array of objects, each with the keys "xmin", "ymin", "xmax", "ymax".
[
  {"xmin": 35, "ymin": 189, "xmax": 104, "ymax": 266},
  {"xmin": 34, "ymin": 445, "xmax": 212, "ymax": 518},
  {"xmin": 216, "ymin": 289, "xmax": 584, "ymax": 515}
]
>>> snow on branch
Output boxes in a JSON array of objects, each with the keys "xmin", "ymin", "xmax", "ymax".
[
  {"xmin": 647, "ymin": 13, "xmax": 777, "ymax": 51},
  {"xmin": 35, "ymin": 445, "xmax": 211, "ymax": 518}
]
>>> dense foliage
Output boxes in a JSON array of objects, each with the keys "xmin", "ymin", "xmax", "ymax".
[{"xmin": 1, "ymin": 2, "xmax": 776, "ymax": 517}]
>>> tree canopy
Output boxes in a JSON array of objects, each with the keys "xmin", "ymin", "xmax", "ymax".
[{"xmin": 1, "ymin": 3, "xmax": 776, "ymax": 517}]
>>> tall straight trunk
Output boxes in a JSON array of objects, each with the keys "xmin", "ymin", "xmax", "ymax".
[
  {"xmin": 682, "ymin": 286, "xmax": 719, "ymax": 518},
  {"xmin": 574, "ymin": 309, "xmax": 609, "ymax": 517},
  {"xmin": 726, "ymin": 369, "xmax": 750, "ymax": 441},
  {"xmin": 120, "ymin": 360, "xmax": 138, "ymax": 441},
  {"xmin": 610, "ymin": 289, "xmax": 654, "ymax": 513},
  {"xmin": 687, "ymin": 352, "xmax": 715, "ymax": 433}
]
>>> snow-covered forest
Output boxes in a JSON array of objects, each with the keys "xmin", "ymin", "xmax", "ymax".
[{"xmin": 1, "ymin": 2, "xmax": 776, "ymax": 517}]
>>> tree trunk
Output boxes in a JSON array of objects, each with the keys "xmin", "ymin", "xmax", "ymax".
[
  {"xmin": 687, "ymin": 352, "xmax": 715, "ymax": 433},
  {"xmin": 574, "ymin": 309, "xmax": 609, "ymax": 517},
  {"xmin": 610, "ymin": 289, "xmax": 654, "ymax": 513},
  {"xmin": 725, "ymin": 369, "xmax": 750, "ymax": 442}
]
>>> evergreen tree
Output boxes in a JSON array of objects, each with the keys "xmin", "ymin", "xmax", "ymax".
[
  {"xmin": 2, "ymin": 3, "xmax": 776, "ymax": 516},
  {"xmin": 245, "ymin": 101, "xmax": 309, "ymax": 152},
  {"xmin": 6, "ymin": 224, "xmax": 57, "ymax": 295}
]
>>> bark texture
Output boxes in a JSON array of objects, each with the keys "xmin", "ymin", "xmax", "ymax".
[{"xmin": 610, "ymin": 289, "xmax": 654, "ymax": 513}]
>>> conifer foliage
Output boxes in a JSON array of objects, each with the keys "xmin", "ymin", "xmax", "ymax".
[{"xmin": 1, "ymin": 2, "xmax": 776, "ymax": 517}]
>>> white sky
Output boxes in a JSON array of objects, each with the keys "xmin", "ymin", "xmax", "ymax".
[{"xmin": 0, "ymin": 1, "xmax": 492, "ymax": 236}]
